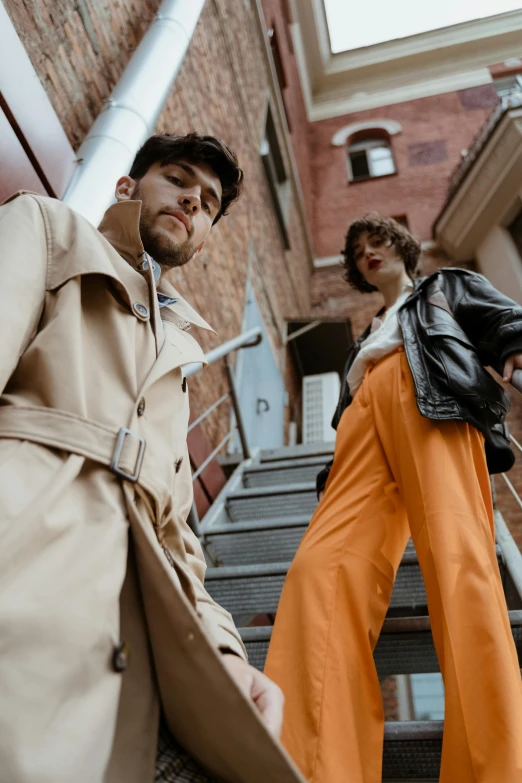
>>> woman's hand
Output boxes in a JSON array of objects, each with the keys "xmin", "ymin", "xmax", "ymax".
[{"xmin": 503, "ymin": 353, "xmax": 522, "ymax": 382}]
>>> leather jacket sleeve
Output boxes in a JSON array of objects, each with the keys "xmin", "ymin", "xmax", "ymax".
[{"xmin": 450, "ymin": 272, "xmax": 522, "ymax": 372}]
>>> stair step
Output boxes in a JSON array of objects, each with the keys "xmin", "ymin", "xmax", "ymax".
[
  {"xmin": 226, "ymin": 483, "xmax": 317, "ymax": 523},
  {"xmin": 383, "ymin": 720, "xmax": 442, "ymax": 780},
  {"xmin": 204, "ymin": 517, "xmax": 309, "ymax": 566},
  {"xmin": 259, "ymin": 443, "xmax": 335, "ymax": 462},
  {"xmin": 205, "ymin": 548, "xmax": 505, "ymax": 619},
  {"xmin": 204, "ymin": 521, "xmax": 418, "ymax": 566},
  {"xmin": 239, "ymin": 610, "xmax": 522, "ymax": 674},
  {"xmin": 243, "ymin": 457, "xmax": 328, "ymax": 489}
]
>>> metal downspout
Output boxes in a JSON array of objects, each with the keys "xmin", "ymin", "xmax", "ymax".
[{"xmin": 63, "ymin": 0, "xmax": 206, "ymax": 225}]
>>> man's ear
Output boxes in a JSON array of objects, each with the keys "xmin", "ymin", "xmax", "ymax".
[
  {"xmin": 115, "ymin": 176, "xmax": 138, "ymax": 202},
  {"xmin": 192, "ymin": 241, "xmax": 206, "ymax": 260}
]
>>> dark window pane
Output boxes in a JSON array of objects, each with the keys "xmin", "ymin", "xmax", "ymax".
[
  {"xmin": 266, "ymin": 107, "xmax": 286, "ymax": 183},
  {"xmin": 350, "ymin": 150, "xmax": 370, "ymax": 180},
  {"xmin": 391, "ymin": 214, "xmax": 409, "ymax": 228}
]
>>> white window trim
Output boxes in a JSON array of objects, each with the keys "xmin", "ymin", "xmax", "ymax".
[{"xmin": 332, "ymin": 120, "xmax": 402, "ymax": 146}]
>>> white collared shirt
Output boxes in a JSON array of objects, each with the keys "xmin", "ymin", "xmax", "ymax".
[{"xmin": 347, "ymin": 282, "xmax": 414, "ymax": 396}]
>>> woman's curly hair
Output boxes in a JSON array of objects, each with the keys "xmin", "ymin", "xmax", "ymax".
[{"xmin": 342, "ymin": 214, "xmax": 421, "ymax": 293}]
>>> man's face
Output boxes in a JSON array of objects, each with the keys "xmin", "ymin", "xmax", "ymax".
[
  {"xmin": 353, "ymin": 231, "xmax": 405, "ymax": 289},
  {"xmin": 117, "ymin": 159, "xmax": 223, "ymax": 269}
]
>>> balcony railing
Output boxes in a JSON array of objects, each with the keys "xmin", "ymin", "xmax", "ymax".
[{"xmin": 446, "ymin": 89, "xmax": 522, "ymax": 202}]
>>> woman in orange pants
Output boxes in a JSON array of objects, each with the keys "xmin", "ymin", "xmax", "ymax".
[{"xmin": 265, "ymin": 215, "xmax": 522, "ymax": 782}]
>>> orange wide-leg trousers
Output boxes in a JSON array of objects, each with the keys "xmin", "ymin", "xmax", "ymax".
[{"xmin": 265, "ymin": 349, "xmax": 522, "ymax": 783}]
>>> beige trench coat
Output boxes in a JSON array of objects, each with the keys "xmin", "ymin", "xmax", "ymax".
[{"xmin": 0, "ymin": 193, "xmax": 303, "ymax": 783}]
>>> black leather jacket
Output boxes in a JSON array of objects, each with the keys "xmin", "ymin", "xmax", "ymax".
[{"xmin": 317, "ymin": 268, "xmax": 522, "ymax": 497}]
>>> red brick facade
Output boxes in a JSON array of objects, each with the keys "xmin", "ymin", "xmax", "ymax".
[{"xmin": 309, "ymin": 88, "xmax": 497, "ymax": 257}]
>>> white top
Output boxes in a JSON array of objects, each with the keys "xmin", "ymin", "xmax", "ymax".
[{"xmin": 347, "ymin": 282, "xmax": 414, "ymax": 396}]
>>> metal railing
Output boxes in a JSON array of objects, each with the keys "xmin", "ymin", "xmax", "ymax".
[
  {"xmin": 185, "ymin": 326, "xmax": 262, "ymax": 535},
  {"xmin": 496, "ymin": 368, "xmax": 522, "ymax": 602},
  {"xmin": 446, "ymin": 90, "xmax": 522, "ymax": 200}
]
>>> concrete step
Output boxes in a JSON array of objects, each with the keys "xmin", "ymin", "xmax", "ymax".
[
  {"xmin": 239, "ymin": 610, "xmax": 522, "ymax": 675},
  {"xmin": 205, "ymin": 548, "xmax": 506, "ymax": 620},
  {"xmin": 242, "ymin": 456, "xmax": 329, "ymax": 489},
  {"xmin": 225, "ymin": 483, "xmax": 317, "ymax": 523}
]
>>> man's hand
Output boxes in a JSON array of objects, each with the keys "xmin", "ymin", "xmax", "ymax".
[
  {"xmin": 222, "ymin": 653, "xmax": 284, "ymax": 739},
  {"xmin": 503, "ymin": 353, "xmax": 522, "ymax": 382}
]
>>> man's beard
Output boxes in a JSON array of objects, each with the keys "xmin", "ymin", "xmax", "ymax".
[{"xmin": 134, "ymin": 189, "xmax": 196, "ymax": 269}]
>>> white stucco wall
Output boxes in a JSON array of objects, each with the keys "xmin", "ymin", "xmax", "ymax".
[{"xmin": 476, "ymin": 225, "xmax": 522, "ymax": 305}]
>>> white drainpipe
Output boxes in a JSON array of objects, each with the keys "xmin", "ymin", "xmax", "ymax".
[{"xmin": 63, "ymin": 0, "xmax": 206, "ymax": 226}]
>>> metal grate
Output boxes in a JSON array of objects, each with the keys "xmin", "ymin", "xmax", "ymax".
[
  {"xmin": 243, "ymin": 464, "xmax": 323, "ymax": 488},
  {"xmin": 206, "ymin": 562, "xmax": 430, "ymax": 619},
  {"xmin": 240, "ymin": 614, "xmax": 522, "ymax": 675},
  {"xmin": 205, "ymin": 525, "xmax": 307, "ymax": 566},
  {"xmin": 227, "ymin": 488, "xmax": 318, "ymax": 522},
  {"xmin": 205, "ymin": 564, "xmax": 290, "ymax": 618},
  {"xmin": 383, "ymin": 736, "xmax": 442, "ymax": 780}
]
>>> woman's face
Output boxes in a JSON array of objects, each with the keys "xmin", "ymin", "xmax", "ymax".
[{"xmin": 353, "ymin": 231, "xmax": 407, "ymax": 290}]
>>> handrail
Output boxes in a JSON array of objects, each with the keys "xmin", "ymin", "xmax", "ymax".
[
  {"xmin": 187, "ymin": 393, "xmax": 230, "ymax": 434},
  {"xmin": 495, "ymin": 507, "xmax": 522, "ymax": 604},
  {"xmin": 185, "ymin": 326, "xmax": 263, "ymax": 536},
  {"xmin": 184, "ymin": 327, "xmax": 262, "ymax": 377}
]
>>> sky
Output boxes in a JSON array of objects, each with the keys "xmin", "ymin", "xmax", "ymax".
[{"xmin": 324, "ymin": 0, "xmax": 522, "ymax": 53}]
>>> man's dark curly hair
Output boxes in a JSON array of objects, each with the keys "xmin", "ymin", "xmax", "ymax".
[
  {"xmin": 129, "ymin": 132, "xmax": 243, "ymax": 224},
  {"xmin": 342, "ymin": 214, "xmax": 421, "ymax": 293}
]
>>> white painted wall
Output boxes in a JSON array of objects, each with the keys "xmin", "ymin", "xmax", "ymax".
[{"xmin": 476, "ymin": 226, "xmax": 522, "ymax": 305}]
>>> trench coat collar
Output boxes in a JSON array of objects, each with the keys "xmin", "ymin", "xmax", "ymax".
[
  {"xmin": 98, "ymin": 200, "xmax": 215, "ymax": 334},
  {"xmin": 98, "ymin": 200, "xmax": 146, "ymax": 269}
]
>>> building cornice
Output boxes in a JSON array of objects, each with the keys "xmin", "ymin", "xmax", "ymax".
[{"xmin": 289, "ymin": 0, "xmax": 522, "ymax": 120}]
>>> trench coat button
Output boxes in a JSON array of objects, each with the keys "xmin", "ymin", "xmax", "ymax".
[
  {"xmin": 112, "ymin": 641, "xmax": 130, "ymax": 673},
  {"xmin": 132, "ymin": 302, "xmax": 150, "ymax": 320},
  {"xmin": 175, "ymin": 457, "xmax": 183, "ymax": 473},
  {"xmin": 182, "ymin": 377, "xmax": 187, "ymax": 393},
  {"xmin": 137, "ymin": 397, "xmax": 146, "ymax": 416}
]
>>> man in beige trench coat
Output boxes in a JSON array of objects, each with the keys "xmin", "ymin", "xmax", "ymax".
[{"xmin": 0, "ymin": 133, "xmax": 303, "ymax": 783}]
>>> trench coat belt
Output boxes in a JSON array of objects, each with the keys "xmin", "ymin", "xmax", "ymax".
[{"xmin": 0, "ymin": 405, "xmax": 160, "ymax": 494}]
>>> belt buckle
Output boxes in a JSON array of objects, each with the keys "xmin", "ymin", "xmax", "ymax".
[{"xmin": 111, "ymin": 427, "xmax": 146, "ymax": 483}]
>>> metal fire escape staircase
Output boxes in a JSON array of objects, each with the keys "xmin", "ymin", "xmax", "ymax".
[{"xmin": 189, "ymin": 331, "xmax": 522, "ymax": 781}]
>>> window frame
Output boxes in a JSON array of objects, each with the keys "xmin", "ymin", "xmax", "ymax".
[
  {"xmin": 260, "ymin": 101, "xmax": 291, "ymax": 249},
  {"xmin": 346, "ymin": 137, "xmax": 397, "ymax": 183}
]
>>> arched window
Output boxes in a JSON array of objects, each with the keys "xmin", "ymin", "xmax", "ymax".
[{"xmin": 347, "ymin": 136, "xmax": 396, "ymax": 182}]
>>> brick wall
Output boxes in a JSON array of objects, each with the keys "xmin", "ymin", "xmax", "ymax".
[
  {"xmin": 4, "ymin": 0, "xmax": 312, "ymax": 450},
  {"xmin": 309, "ymin": 88, "xmax": 498, "ymax": 257}
]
